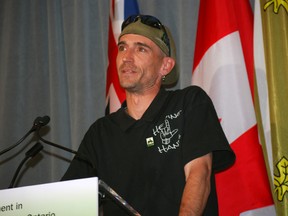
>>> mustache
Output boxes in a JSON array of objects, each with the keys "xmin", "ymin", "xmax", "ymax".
[{"xmin": 119, "ymin": 63, "xmax": 137, "ymax": 71}]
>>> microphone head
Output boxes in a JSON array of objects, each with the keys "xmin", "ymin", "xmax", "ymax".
[
  {"xmin": 39, "ymin": 116, "xmax": 50, "ymax": 126},
  {"xmin": 32, "ymin": 115, "xmax": 50, "ymax": 130},
  {"xmin": 33, "ymin": 117, "xmax": 42, "ymax": 124}
]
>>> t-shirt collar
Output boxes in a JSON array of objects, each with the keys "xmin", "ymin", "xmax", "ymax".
[{"xmin": 116, "ymin": 88, "xmax": 169, "ymax": 131}]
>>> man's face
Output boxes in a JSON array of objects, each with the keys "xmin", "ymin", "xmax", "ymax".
[{"xmin": 116, "ymin": 34, "xmax": 165, "ymax": 93}]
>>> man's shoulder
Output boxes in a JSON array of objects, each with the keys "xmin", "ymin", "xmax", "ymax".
[
  {"xmin": 87, "ymin": 113, "xmax": 115, "ymax": 131},
  {"xmin": 179, "ymin": 85, "xmax": 206, "ymax": 94},
  {"xmin": 168, "ymin": 85, "xmax": 209, "ymax": 102}
]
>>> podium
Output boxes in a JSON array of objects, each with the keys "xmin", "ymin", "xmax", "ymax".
[
  {"xmin": 0, "ymin": 177, "xmax": 141, "ymax": 216},
  {"xmin": 0, "ymin": 177, "xmax": 98, "ymax": 216}
]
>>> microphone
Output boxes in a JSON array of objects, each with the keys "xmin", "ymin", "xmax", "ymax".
[
  {"xmin": 36, "ymin": 130, "xmax": 77, "ymax": 155},
  {"xmin": 0, "ymin": 116, "xmax": 50, "ymax": 156},
  {"xmin": 8, "ymin": 142, "xmax": 44, "ymax": 188},
  {"xmin": 33, "ymin": 116, "xmax": 50, "ymax": 130},
  {"xmin": 35, "ymin": 121, "xmax": 95, "ymax": 169},
  {"xmin": 7, "ymin": 116, "xmax": 141, "ymax": 215}
]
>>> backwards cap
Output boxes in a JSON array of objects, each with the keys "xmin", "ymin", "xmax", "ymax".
[{"xmin": 119, "ymin": 17, "xmax": 178, "ymax": 86}]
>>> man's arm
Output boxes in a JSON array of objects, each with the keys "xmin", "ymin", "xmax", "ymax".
[{"xmin": 179, "ymin": 153, "xmax": 212, "ymax": 216}]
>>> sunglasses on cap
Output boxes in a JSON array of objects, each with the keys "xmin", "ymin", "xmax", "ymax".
[{"xmin": 121, "ymin": 15, "xmax": 171, "ymax": 57}]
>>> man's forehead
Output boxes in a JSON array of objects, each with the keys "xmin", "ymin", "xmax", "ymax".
[{"xmin": 119, "ymin": 34, "xmax": 155, "ymax": 46}]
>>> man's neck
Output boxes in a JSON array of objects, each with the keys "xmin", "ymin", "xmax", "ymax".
[{"xmin": 125, "ymin": 87, "xmax": 160, "ymax": 120}]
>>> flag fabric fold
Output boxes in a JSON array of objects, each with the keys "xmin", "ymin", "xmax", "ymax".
[
  {"xmin": 254, "ymin": 1, "xmax": 288, "ymax": 215},
  {"xmin": 106, "ymin": 0, "xmax": 139, "ymax": 114},
  {"xmin": 192, "ymin": 0, "xmax": 275, "ymax": 215}
]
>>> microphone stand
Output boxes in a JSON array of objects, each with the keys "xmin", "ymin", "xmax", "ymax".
[
  {"xmin": 36, "ymin": 129, "xmax": 77, "ymax": 154},
  {"xmin": 0, "ymin": 128, "xmax": 34, "ymax": 156},
  {"xmin": 99, "ymin": 180, "xmax": 141, "ymax": 216},
  {"xmin": 9, "ymin": 142, "xmax": 43, "ymax": 188},
  {"xmin": 0, "ymin": 116, "xmax": 50, "ymax": 156},
  {"xmin": 35, "ymin": 128, "xmax": 97, "ymax": 170}
]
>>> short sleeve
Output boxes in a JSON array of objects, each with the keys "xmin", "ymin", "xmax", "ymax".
[{"xmin": 182, "ymin": 87, "xmax": 235, "ymax": 172}]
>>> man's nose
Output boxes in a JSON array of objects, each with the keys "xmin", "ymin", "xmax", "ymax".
[{"xmin": 122, "ymin": 49, "xmax": 134, "ymax": 62}]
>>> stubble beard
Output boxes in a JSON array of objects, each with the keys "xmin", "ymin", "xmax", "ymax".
[
  {"xmin": 118, "ymin": 63, "xmax": 142, "ymax": 92},
  {"xmin": 118, "ymin": 63, "xmax": 160, "ymax": 93},
  {"xmin": 120, "ymin": 77, "xmax": 141, "ymax": 93}
]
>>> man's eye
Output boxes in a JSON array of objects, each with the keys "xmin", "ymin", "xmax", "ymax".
[
  {"xmin": 138, "ymin": 47, "xmax": 147, "ymax": 52},
  {"xmin": 118, "ymin": 45, "xmax": 125, "ymax": 51}
]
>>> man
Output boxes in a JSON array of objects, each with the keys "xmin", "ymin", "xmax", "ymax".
[{"xmin": 62, "ymin": 15, "xmax": 235, "ymax": 216}]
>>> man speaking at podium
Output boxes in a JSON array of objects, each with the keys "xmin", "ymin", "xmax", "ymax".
[{"xmin": 62, "ymin": 15, "xmax": 235, "ymax": 216}]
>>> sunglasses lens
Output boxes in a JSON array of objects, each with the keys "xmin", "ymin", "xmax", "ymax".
[
  {"xmin": 121, "ymin": 15, "xmax": 138, "ymax": 30},
  {"xmin": 140, "ymin": 16, "xmax": 162, "ymax": 29}
]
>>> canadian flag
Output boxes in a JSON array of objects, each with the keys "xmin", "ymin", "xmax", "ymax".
[
  {"xmin": 192, "ymin": 0, "xmax": 275, "ymax": 215},
  {"xmin": 105, "ymin": 0, "xmax": 139, "ymax": 114}
]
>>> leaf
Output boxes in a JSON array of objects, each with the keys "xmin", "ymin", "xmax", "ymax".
[
  {"xmin": 274, "ymin": 156, "xmax": 288, "ymax": 201},
  {"xmin": 264, "ymin": 0, "xmax": 288, "ymax": 14}
]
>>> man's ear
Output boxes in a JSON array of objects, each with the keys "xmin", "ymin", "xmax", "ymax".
[{"xmin": 161, "ymin": 57, "xmax": 176, "ymax": 76}]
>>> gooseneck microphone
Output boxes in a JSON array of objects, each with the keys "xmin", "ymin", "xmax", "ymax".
[
  {"xmin": 0, "ymin": 116, "xmax": 50, "ymax": 156},
  {"xmin": 36, "ymin": 128, "xmax": 77, "ymax": 155},
  {"xmin": 35, "ymin": 119, "xmax": 94, "ymax": 169},
  {"xmin": 8, "ymin": 142, "xmax": 44, "ymax": 188},
  {"xmin": 6, "ymin": 115, "xmax": 92, "ymax": 188},
  {"xmin": 4, "ymin": 115, "xmax": 141, "ymax": 215}
]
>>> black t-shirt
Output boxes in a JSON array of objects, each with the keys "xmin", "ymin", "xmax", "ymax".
[{"xmin": 62, "ymin": 86, "xmax": 235, "ymax": 216}]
